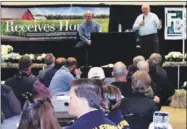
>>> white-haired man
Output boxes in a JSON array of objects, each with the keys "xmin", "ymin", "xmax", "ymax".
[
  {"xmin": 133, "ymin": 4, "xmax": 162, "ymax": 58},
  {"xmin": 111, "ymin": 62, "xmax": 134, "ymax": 97}
]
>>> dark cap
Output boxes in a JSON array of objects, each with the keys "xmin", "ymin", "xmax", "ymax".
[{"xmin": 19, "ymin": 56, "xmax": 32, "ymax": 71}]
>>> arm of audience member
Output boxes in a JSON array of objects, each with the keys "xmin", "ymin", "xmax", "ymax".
[
  {"xmin": 79, "ymin": 24, "xmax": 89, "ymax": 43},
  {"xmin": 74, "ymin": 68, "xmax": 82, "ymax": 79},
  {"xmin": 132, "ymin": 15, "xmax": 141, "ymax": 31},
  {"xmin": 148, "ymin": 104, "xmax": 158, "ymax": 122}
]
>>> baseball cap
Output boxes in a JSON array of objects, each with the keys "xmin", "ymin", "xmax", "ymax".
[{"xmin": 88, "ymin": 67, "xmax": 105, "ymax": 80}]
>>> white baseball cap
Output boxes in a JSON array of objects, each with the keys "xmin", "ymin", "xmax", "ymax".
[{"xmin": 88, "ymin": 67, "xmax": 105, "ymax": 80}]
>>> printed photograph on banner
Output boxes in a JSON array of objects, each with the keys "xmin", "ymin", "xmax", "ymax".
[
  {"xmin": 1, "ymin": 7, "xmax": 110, "ymax": 41},
  {"xmin": 165, "ymin": 8, "xmax": 186, "ymax": 40}
]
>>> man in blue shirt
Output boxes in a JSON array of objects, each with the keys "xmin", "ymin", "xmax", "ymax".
[
  {"xmin": 49, "ymin": 57, "xmax": 81, "ymax": 95},
  {"xmin": 133, "ymin": 4, "xmax": 162, "ymax": 59},
  {"xmin": 75, "ymin": 11, "xmax": 101, "ymax": 67}
]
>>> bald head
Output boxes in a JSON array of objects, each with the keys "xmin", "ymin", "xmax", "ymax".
[
  {"xmin": 141, "ymin": 4, "xmax": 150, "ymax": 15},
  {"xmin": 137, "ymin": 61, "xmax": 150, "ymax": 73},
  {"xmin": 84, "ymin": 10, "xmax": 93, "ymax": 22},
  {"xmin": 113, "ymin": 62, "xmax": 128, "ymax": 77}
]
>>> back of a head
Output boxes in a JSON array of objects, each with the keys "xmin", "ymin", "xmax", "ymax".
[
  {"xmin": 19, "ymin": 56, "xmax": 32, "ymax": 71},
  {"xmin": 133, "ymin": 55, "xmax": 145, "ymax": 66},
  {"xmin": 88, "ymin": 67, "xmax": 105, "ymax": 80},
  {"xmin": 18, "ymin": 98, "xmax": 60, "ymax": 129},
  {"xmin": 102, "ymin": 85, "xmax": 122, "ymax": 110},
  {"xmin": 55, "ymin": 57, "xmax": 66, "ymax": 68},
  {"xmin": 131, "ymin": 70, "xmax": 151, "ymax": 93},
  {"xmin": 149, "ymin": 53, "xmax": 162, "ymax": 65},
  {"xmin": 66, "ymin": 57, "xmax": 77, "ymax": 68},
  {"xmin": 137, "ymin": 60, "xmax": 149, "ymax": 72},
  {"xmin": 113, "ymin": 61, "xmax": 127, "ymax": 77},
  {"xmin": 45, "ymin": 54, "xmax": 55, "ymax": 66},
  {"xmin": 71, "ymin": 79, "xmax": 102, "ymax": 109}
]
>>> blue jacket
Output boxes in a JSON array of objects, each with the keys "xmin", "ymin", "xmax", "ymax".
[
  {"xmin": 108, "ymin": 109, "xmax": 130, "ymax": 129},
  {"xmin": 67, "ymin": 110, "xmax": 117, "ymax": 129}
]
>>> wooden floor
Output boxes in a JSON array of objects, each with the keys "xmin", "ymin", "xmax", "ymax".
[{"xmin": 161, "ymin": 106, "xmax": 186, "ymax": 129}]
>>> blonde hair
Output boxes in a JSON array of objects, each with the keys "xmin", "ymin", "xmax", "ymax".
[{"xmin": 132, "ymin": 71, "xmax": 151, "ymax": 93}]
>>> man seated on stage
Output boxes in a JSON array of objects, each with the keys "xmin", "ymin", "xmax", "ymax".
[
  {"xmin": 133, "ymin": 4, "xmax": 162, "ymax": 59},
  {"xmin": 77, "ymin": 10, "xmax": 101, "ymax": 47},
  {"xmin": 67, "ymin": 79, "xmax": 117, "ymax": 129}
]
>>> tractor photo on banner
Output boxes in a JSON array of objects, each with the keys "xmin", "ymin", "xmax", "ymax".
[
  {"xmin": 165, "ymin": 8, "xmax": 186, "ymax": 40},
  {"xmin": 1, "ymin": 7, "xmax": 110, "ymax": 41}
]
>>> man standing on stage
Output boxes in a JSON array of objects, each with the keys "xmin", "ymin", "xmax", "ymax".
[
  {"xmin": 133, "ymin": 4, "xmax": 162, "ymax": 59},
  {"xmin": 75, "ymin": 11, "xmax": 101, "ymax": 67}
]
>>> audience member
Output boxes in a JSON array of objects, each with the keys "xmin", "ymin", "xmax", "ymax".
[
  {"xmin": 120, "ymin": 71, "xmax": 158, "ymax": 129},
  {"xmin": 149, "ymin": 53, "xmax": 167, "ymax": 77},
  {"xmin": 104, "ymin": 85, "xmax": 130, "ymax": 129},
  {"xmin": 1, "ymin": 84, "xmax": 21, "ymax": 119},
  {"xmin": 49, "ymin": 57, "xmax": 81, "ymax": 95},
  {"xmin": 111, "ymin": 62, "xmax": 134, "ymax": 97},
  {"xmin": 5, "ymin": 56, "xmax": 37, "ymax": 107},
  {"xmin": 41, "ymin": 57, "xmax": 66, "ymax": 87},
  {"xmin": 128, "ymin": 55, "xmax": 145, "ymax": 80},
  {"xmin": 67, "ymin": 79, "xmax": 117, "ymax": 129},
  {"xmin": 18, "ymin": 97, "xmax": 61, "ymax": 129},
  {"xmin": 38, "ymin": 54, "xmax": 55, "ymax": 80}
]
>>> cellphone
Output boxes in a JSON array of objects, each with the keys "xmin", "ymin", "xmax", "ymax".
[{"xmin": 153, "ymin": 111, "xmax": 169, "ymax": 129}]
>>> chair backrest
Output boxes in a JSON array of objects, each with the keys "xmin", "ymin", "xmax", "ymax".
[{"xmin": 123, "ymin": 113, "xmax": 151, "ymax": 129}]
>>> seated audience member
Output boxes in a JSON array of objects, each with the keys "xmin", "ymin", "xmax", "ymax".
[
  {"xmin": 5, "ymin": 56, "xmax": 37, "ymax": 106},
  {"xmin": 149, "ymin": 53, "xmax": 167, "ymax": 77},
  {"xmin": 67, "ymin": 79, "xmax": 117, "ymax": 129},
  {"xmin": 17, "ymin": 97, "xmax": 61, "ymax": 129},
  {"xmin": 128, "ymin": 55, "xmax": 145, "ymax": 79},
  {"xmin": 137, "ymin": 61, "xmax": 158, "ymax": 100},
  {"xmin": 38, "ymin": 54, "xmax": 55, "ymax": 80},
  {"xmin": 88, "ymin": 67, "xmax": 105, "ymax": 80},
  {"xmin": 103, "ymin": 85, "xmax": 130, "ymax": 129},
  {"xmin": 111, "ymin": 62, "xmax": 134, "ymax": 97},
  {"xmin": 120, "ymin": 71, "xmax": 158, "ymax": 129},
  {"xmin": 41, "ymin": 57, "xmax": 66, "ymax": 87},
  {"xmin": 148, "ymin": 61, "xmax": 175, "ymax": 108},
  {"xmin": 1, "ymin": 84, "xmax": 21, "ymax": 119},
  {"xmin": 49, "ymin": 57, "xmax": 81, "ymax": 95}
]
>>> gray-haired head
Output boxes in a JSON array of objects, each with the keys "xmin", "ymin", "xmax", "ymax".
[
  {"xmin": 137, "ymin": 60, "xmax": 150, "ymax": 73},
  {"xmin": 45, "ymin": 54, "xmax": 55, "ymax": 66},
  {"xmin": 133, "ymin": 55, "xmax": 145, "ymax": 66},
  {"xmin": 149, "ymin": 53, "xmax": 162, "ymax": 65},
  {"xmin": 113, "ymin": 61, "xmax": 128, "ymax": 77},
  {"xmin": 71, "ymin": 79, "xmax": 101, "ymax": 109}
]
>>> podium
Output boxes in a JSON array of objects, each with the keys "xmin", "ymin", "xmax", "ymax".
[{"xmin": 90, "ymin": 32, "xmax": 137, "ymax": 66}]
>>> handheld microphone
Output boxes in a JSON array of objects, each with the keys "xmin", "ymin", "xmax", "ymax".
[{"xmin": 143, "ymin": 15, "xmax": 145, "ymax": 20}]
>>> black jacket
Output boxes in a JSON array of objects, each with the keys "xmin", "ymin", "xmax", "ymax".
[
  {"xmin": 119, "ymin": 93, "xmax": 158, "ymax": 129},
  {"xmin": 5, "ymin": 72, "xmax": 37, "ymax": 106}
]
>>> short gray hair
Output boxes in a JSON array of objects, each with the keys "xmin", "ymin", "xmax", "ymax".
[
  {"xmin": 133, "ymin": 55, "xmax": 145, "ymax": 66},
  {"xmin": 71, "ymin": 79, "xmax": 101, "ymax": 109},
  {"xmin": 113, "ymin": 61, "xmax": 128, "ymax": 77},
  {"xmin": 149, "ymin": 53, "xmax": 162, "ymax": 65}
]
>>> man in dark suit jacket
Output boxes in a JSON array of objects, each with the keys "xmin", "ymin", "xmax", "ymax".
[{"xmin": 5, "ymin": 56, "xmax": 37, "ymax": 107}]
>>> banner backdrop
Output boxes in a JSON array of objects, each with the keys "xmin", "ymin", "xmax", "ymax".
[
  {"xmin": 165, "ymin": 8, "xmax": 186, "ymax": 40},
  {"xmin": 1, "ymin": 7, "xmax": 110, "ymax": 41}
]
